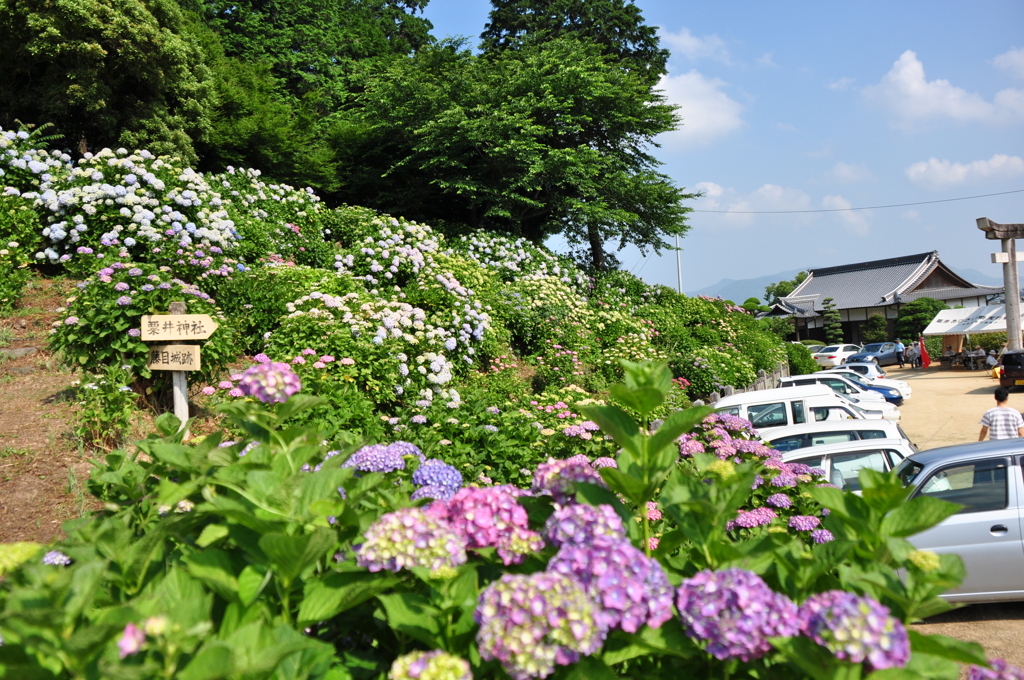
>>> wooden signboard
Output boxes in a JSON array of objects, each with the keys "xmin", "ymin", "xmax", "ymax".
[
  {"xmin": 141, "ymin": 314, "xmax": 218, "ymax": 341},
  {"xmin": 147, "ymin": 344, "xmax": 201, "ymax": 372}
]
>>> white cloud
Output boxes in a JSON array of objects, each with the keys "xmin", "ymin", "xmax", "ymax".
[
  {"xmin": 863, "ymin": 50, "xmax": 1024, "ymax": 128},
  {"xmin": 758, "ymin": 52, "xmax": 778, "ymax": 67},
  {"xmin": 903, "ymin": 209, "xmax": 920, "ymax": 222},
  {"xmin": 660, "ymin": 27, "xmax": 730, "ymax": 62},
  {"xmin": 776, "ymin": 122, "xmax": 798, "ymax": 132},
  {"xmin": 692, "ymin": 182, "xmax": 812, "ymax": 227},
  {"xmin": 828, "ymin": 77, "xmax": 854, "ymax": 91},
  {"xmin": 657, "ymin": 70, "xmax": 744, "ymax": 147},
  {"xmin": 905, "ymin": 154, "xmax": 1024, "ymax": 188},
  {"xmin": 825, "ymin": 162, "xmax": 874, "ymax": 183},
  {"xmin": 822, "ymin": 194, "xmax": 870, "ymax": 235},
  {"xmin": 994, "ymin": 47, "xmax": 1024, "ymax": 80}
]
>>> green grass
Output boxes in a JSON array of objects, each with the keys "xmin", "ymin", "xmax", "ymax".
[
  {"xmin": 0, "ymin": 445, "xmax": 30, "ymax": 458},
  {"xmin": 0, "ymin": 326, "xmax": 14, "ymax": 348}
]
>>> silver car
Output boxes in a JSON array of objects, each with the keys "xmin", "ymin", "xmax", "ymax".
[
  {"xmin": 895, "ymin": 440, "xmax": 1024, "ymax": 603},
  {"xmin": 781, "ymin": 438, "xmax": 913, "ymax": 492}
]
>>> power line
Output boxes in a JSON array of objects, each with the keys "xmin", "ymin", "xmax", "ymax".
[{"xmin": 692, "ymin": 188, "xmax": 1024, "ymax": 214}]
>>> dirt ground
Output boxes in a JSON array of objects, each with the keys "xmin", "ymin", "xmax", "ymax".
[{"xmin": 881, "ymin": 363, "xmax": 1024, "ymax": 669}]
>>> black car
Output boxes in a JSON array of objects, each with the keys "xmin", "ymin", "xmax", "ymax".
[{"xmin": 999, "ymin": 350, "xmax": 1024, "ymax": 389}]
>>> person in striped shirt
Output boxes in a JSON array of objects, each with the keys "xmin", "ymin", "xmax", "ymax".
[{"xmin": 979, "ymin": 387, "xmax": 1024, "ymax": 441}]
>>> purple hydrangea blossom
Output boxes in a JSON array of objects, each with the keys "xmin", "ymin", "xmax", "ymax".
[
  {"xmin": 532, "ymin": 457, "xmax": 607, "ymax": 504},
  {"xmin": 114, "ymin": 281, "xmax": 130, "ymax": 291},
  {"xmin": 432, "ymin": 486, "xmax": 544, "ymax": 565},
  {"xmin": 798, "ymin": 591, "xmax": 910, "ymax": 671},
  {"xmin": 545, "ymin": 503, "xmax": 626, "ymax": 548},
  {"xmin": 115, "ymin": 295, "xmax": 132, "ymax": 306},
  {"xmin": 237, "ymin": 362, "xmax": 302, "ymax": 403},
  {"xmin": 766, "ymin": 493, "xmax": 793, "ymax": 509},
  {"xmin": 411, "ymin": 414, "xmax": 427, "ymax": 424},
  {"xmin": 389, "ymin": 650, "xmax": 472, "ymax": 680},
  {"xmin": 770, "ymin": 473, "xmax": 798, "ymax": 488},
  {"xmin": 676, "ymin": 568, "xmax": 799, "ymax": 662},
  {"xmin": 548, "ymin": 538, "xmax": 674, "ymax": 634},
  {"xmin": 127, "ymin": 328, "xmax": 141, "ymax": 337},
  {"xmin": 726, "ymin": 507, "xmax": 777, "ymax": 531},
  {"xmin": 476, "ymin": 572, "xmax": 607, "ymax": 680},
  {"xmin": 412, "ymin": 459, "xmax": 463, "ymax": 499},
  {"xmin": 968, "ymin": 660, "xmax": 1024, "ymax": 680},
  {"xmin": 592, "ymin": 457, "xmax": 617, "ymax": 469},
  {"xmin": 356, "ymin": 507, "xmax": 467, "ymax": 573},
  {"xmin": 42, "ymin": 550, "xmax": 72, "ymax": 566},
  {"xmin": 812, "ymin": 529, "xmax": 835, "ymax": 543},
  {"xmin": 343, "ymin": 442, "xmax": 424, "ymax": 473},
  {"xmin": 789, "ymin": 515, "xmax": 821, "ymax": 531}
]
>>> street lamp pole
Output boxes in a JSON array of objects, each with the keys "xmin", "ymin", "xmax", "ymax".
[{"xmin": 675, "ymin": 233, "xmax": 682, "ymax": 294}]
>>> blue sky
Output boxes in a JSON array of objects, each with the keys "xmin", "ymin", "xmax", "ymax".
[{"xmin": 421, "ymin": 1, "xmax": 1024, "ymax": 296}]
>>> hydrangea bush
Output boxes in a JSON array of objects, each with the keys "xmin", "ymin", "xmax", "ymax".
[{"xmin": 0, "ymin": 360, "xmax": 998, "ymax": 680}]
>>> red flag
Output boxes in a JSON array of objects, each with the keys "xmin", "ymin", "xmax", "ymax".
[{"xmin": 920, "ymin": 336, "xmax": 931, "ymax": 369}]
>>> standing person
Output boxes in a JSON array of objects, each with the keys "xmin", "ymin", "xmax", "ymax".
[
  {"xmin": 907, "ymin": 342, "xmax": 919, "ymax": 369},
  {"xmin": 894, "ymin": 338, "xmax": 906, "ymax": 368},
  {"xmin": 979, "ymin": 387, "xmax": 1024, "ymax": 440}
]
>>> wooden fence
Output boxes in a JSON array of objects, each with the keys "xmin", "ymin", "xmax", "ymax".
[{"xmin": 695, "ymin": 361, "xmax": 790, "ymax": 406}]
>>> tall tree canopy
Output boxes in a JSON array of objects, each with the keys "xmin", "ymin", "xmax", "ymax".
[
  {"xmin": 895, "ymin": 297, "xmax": 949, "ymax": 339},
  {"xmin": 480, "ymin": 0, "xmax": 668, "ymax": 86},
  {"xmin": 0, "ymin": 0, "xmax": 214, "ymax": 162},
  {"xmin": 763, "ymin": 271, "xmax": 808, "ymax": 305},
  {"xmin": 336, "ymin": 38, "xmax": 692, "ymax": 270}
]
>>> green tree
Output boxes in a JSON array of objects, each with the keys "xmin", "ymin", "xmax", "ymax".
[
  {"xmin": 895, "ymin": 297, "xmax": 949, "ymax": 339},
  {"xmin": 763, "ymin": 271, "xmax": 808, "ymax": 306},
  {"xmin": 338, "ymin": 38, "xmax": 692, "ymax": 270},
  {"xmin": 860, "ymin": 314, "xmax": 889, "ymax": 343},
  {"xmin": 479, "ymin": 0, "xmax": 668, "ymax": 87},
  {"xmin": 0, "ymin": 0, "xmax": 215, "ymax": 163},
  {"xmin": 822, "ymin": 297, "xmax": 843, "ymax": 344}
]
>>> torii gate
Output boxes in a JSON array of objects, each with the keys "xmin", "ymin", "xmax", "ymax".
[{"xmin": 977, "ymin": 217, "xmax": 1024, "ymax": 351}]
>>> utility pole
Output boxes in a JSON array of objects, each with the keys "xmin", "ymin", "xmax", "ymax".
[
  {"xmin": 977, "ymin": 217, "xmax": 1024, "ymax": 351},
  {"xmin": 675, "ymin": 234, "xmax": 682, "ymax": 294}
]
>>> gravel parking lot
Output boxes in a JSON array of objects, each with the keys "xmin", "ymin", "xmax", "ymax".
[{"xmin": 876, "ymin": 365, "xmax": 1024, "ymax": 669}]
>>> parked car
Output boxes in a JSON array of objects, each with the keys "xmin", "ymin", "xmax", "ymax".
[
  {"xmin": 846, "ymin": 342, "xmax": 899, "ymax": 366},
  {"xmin": 818, "ymin": 368, "xmax": 912, "ymax": 401},
  {"xmin": 781, "ymin": 439, "xmax": 914, "ymax": 492},
  {"xmin": 832, "ymin": 392, "xmax": 900, "ymax": 420},
  {"xmin": 895, "ymin": 440, "xmax": 1024, "ymax": 603},
  {"xmin": 803, "ymin": 344, "xmax": 825, "ymax": 354},
  {"xmin": 998, "ymin": 349, "xmax": 1024, "ymax": 389},
  {"xmin": 840, "ymin": 362, "xmax": 890, "ymax": 380},
  {"xmin": 812, "ymin": 344, "xmax": 862, "ymax": 367},
  {"xmin": 714, "ymin": 385, "xmax": 869, "ymax": 430},
  {"xmin": 780, "ymin": 373, "xmax": 903, "ymax": 407},
  {"xmin": 763, "ymin": 420, "xmax": 917, "ymax": 453}
]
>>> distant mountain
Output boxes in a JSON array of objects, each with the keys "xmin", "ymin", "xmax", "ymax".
[
  {"xmin": 952, "ymin": 267, "xmax": 1003, "ymax": 287},
  {"xmin": 689, "ymin": 269, "xmax": 804, "ymax": 303}
]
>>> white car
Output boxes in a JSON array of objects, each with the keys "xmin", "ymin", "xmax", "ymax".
[
  {"xmin": 781, "ymin": 438, "xmax": 914, "ymax": 492},
  {"xmin": 812, "ymin": 344, "xmax": 862, "ymax": 367},
  {"xmin": 834, "ymin": 392, "xmax": 900, "ymax": 421},
  {"xmin": 781, "ymin": 373, "xmax": 889, "ymax": 404},
  {"xmin": 820, "ymin": 368, "xmax": 912, "ymax": 400},
  {"xmin": 763, "ymin": 420, "xmax": 917, "ymax": 453}
]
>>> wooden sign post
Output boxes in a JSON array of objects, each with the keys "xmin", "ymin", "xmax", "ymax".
[{"xmin": 142, "ymin": 302, "xmax": 218, "ymax": 438}]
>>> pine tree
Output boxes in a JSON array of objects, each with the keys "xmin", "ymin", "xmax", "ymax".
[{"xmin": 823, "ymin": 297, "xmax": 843, "ymax": 344}]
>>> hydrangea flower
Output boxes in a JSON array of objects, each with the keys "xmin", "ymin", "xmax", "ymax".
[
  {"xmin": 356, "ymin": 507, "xmax": 467, "ymax": 573},
  {"xmin": 766, "ymin": 493, "xmax": 793, "ymax": 509},
  {"xmin": 433, "ymin": 486, "xmax": 544, "ymax": 565},
  {"xmin": 476, "ymin": 572, "xmax": 606, "ymax": 680},
  {"xmin": 812, "ymin": 529, "xmax": 835, "ymax": 543},
  {"xmin": 42, "ymin": 550, "xmax": 72, "ymax": 566},
  {"xmin": 968, "ymin": 660, "xmax": 1024, "ymax": 680},
  {"xmin": 789, "ymin": 515, "xmax": 821, "ymax": 531},
  {"xmin": 412, "ymin": 459, "xmax": 463, "ymax": 500},
  {"xmin": 545, "ymin": 503, "xmax": 626, "ymax": 548},
  {"xmin": 592, "ymin": 457, "xmax": 617, "ymax": 469},
  {"xmin": 118, "ymin": 622, "xmax": 146, "ymax": 658},
  {"xmin": 343, "ymin": 442, "xmax": 424, "ymax": 473},
  {"xmin": 548, "ymin": 538, "xmax": 674, "ymax": 633},
  {"xmin": 798, "ymin": 591, "xmax": 910, "ymax": 671},
  {"xmin": 676, "ymin": 568, "xmax": 799, "ymax": 662},
  {"xmin": 237, "ymin": 362, "xmax": 301, "ymax": 403},
  {"xmin": 726, "ymin": 507, "xmax": 777, "ymax": 531},
  {"xmin": 532, "ymin": 457, "xmax": 607, "ymax": 504},
  {"xmin": 388, "ymin": 650, "xmax": 473, "ymax": 680}
]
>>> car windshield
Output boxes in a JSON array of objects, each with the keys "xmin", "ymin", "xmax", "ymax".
[
  {"xmin": 862, "ymin": 343, "xmax": 884, "ymax": 352},
  {"xmin": 894, "ymin": 458, "xmax": 924, "ymax": 486},
  {"xmin": 820, "ymin": 346, "xmax": 840, "ymax": 353},
  {"xmin": 841, "ymin": 374, "xmax": 871, "ymax": 389}
]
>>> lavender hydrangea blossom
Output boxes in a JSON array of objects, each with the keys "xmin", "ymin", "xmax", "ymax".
[
  {"xmin": 968, "ymin": 660, "xmax": 1024, "ymax": 680},
  {"xmin": 532, "ymin": 457, "xmax": 607, "ymax": 504},
  {"xmin": 388, "ymin": 650, "xmax": 472, "ymax": 680},
  {"xmin": 236, "ymin": 362, "xmax": 301, "ymax": 403},
  {"xmin": 545, "ymin": 503, "xmax": 626, "ymax": 548},
  {"xmin": 356, "ymin": 507, "xmax": 467, "ymax": 573},
  {"xmin": 343, "ymin": 442, "xmax": 424, "ymax": 473},
  {"xmin": 676, "ymin": 568, "xmax": 799, "ymax": 662},
  {"xmin": 798, "ymin": 590, "xmax": 910, "ymax": 671},
  {"xmin": 411, "ymin": 459, "xmax": 463, "ymax": 499},
  {"xmin": 476, "ymin": 572, "xmax": 607, "ymax": 680},
  {"xmin": 42, "ymin": 550, "xmax": 72, "ymax": 566},
  {"xmin": 548, "ymin": 538, "xmax": 674, "ymax": 633}
]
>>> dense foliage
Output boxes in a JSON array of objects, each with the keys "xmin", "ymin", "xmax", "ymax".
[
  {"xmin": 860, "ymin": 314, "xmax": 890, "ymax": 343},
  {"xmin": 896, "ymin": 297, "xmax": 949, "ymax": 340}
]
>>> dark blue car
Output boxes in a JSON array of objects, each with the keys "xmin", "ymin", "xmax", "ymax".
[{"xmin": 846, "ymin": 342, "xmax": 899, "ymax": 366}]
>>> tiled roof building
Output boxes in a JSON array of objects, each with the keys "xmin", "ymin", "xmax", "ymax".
[{"xmin": 765, "ymin": 251, "xmax": 1003, "ymax": 342}]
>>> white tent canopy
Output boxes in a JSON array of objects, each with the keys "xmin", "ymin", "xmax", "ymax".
[{"xmin": 922, "ymin": 305, "xmax": 1022, "ymax": 336}]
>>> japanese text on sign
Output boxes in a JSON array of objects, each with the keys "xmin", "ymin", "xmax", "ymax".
[
  {"xmin": 147, "ymin": 344, "xmax": 202, "ymax": 372},
  {"xmin": 140, "ymin": 314, "xmax": 219, "ymax": 341}
]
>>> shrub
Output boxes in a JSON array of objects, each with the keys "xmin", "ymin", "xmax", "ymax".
[
  {"xmin": 785, "ymin": 342, "xmax": 819, "ymax": 375},
  {"xmin": 0, "ymin": 201, "xmax": 39, "ymax": 312}
]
